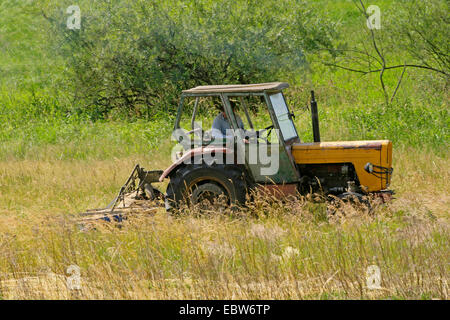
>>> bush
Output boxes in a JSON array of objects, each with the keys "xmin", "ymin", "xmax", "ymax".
[{"xmin": 44, "ymin": 0, "xmax": 335, "ymax": 119}]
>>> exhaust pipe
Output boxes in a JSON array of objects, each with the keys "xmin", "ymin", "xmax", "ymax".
[{"xmin": 310, "ymin": 90, "xmax": 321, "ymax": 143}]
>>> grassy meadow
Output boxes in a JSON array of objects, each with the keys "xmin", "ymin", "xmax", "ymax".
[{"xmin": 0, "ymin": 0, "xmax": 448, "ymax": 299}]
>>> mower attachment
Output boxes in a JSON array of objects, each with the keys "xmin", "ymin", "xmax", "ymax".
[
  {"xmin": 79, "ymin": 164, "xmax": 163, "ymax": 224},
  {"xmin": 108, "ymin": 164, "xmax": 163, "ymax": 213}
]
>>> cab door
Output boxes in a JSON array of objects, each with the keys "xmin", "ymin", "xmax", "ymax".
[{"xmin": 221, "ymin": 93, "xmax": 300, "ymax": 184}]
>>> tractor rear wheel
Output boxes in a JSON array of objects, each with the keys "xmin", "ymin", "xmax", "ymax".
[{"xmin": 165, "ymin": 163, "xmax": 247, "ymax": 212}]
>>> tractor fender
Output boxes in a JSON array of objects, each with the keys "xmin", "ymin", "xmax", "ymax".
[{"xmin": 159, "ymin": 146, "xmax": 234, "ymax": 182}]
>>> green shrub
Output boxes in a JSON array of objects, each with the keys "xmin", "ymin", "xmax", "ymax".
[{"xmin": 44, "ymin": 0, "xmax": 335, "ymax": 119}]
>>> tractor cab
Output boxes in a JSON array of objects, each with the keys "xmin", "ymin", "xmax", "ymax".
[{"xmin": 172, "ymin": 82, "xmax": 301, "ymax": 185}]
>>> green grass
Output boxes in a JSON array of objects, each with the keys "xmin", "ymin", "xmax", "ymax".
[
  {"xmin": 0, "ymin": 0, "xmax": 63, "ymax": 90},
  {"xmin": 0, "ymin": 116, "xmax": 174, "ymax": 161}
]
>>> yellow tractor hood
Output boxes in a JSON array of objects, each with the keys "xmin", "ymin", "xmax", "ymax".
[{"xmin": 292, "ymin": 140, "xmax": 393, "ymax": 192}]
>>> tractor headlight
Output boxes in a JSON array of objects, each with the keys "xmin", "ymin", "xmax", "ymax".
[{"xmin": 364, "ymin": 162, "xmax": 374, "ymax": 173}]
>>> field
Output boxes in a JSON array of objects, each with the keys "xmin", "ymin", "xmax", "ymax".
[{"xmin": 0, "ymin": 0, "xmax": 448, "ymax": 299}]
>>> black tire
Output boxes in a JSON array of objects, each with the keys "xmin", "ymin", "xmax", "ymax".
[{"xmin": 165, "ymin": 163, "xmax": 247, "ymax": 212}]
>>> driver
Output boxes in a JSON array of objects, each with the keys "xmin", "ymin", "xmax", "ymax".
[{"xmin": 211, "ymin": 101, "xmax": 245, "ymax": 139}]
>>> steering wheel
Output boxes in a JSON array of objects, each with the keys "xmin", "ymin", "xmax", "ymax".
[{"xmin": 256, "ymin": 125, "xmax": 274, "ymax": 143}]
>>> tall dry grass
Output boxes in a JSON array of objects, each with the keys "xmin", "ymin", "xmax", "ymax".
[{"xmin": 0, "ymin": 148, "xmax": 448, "ymax": 299}]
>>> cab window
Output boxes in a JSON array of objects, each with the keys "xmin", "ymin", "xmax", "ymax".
[{"xmin": 269, "ymin": 93, "xmax": 299, "ymax": 142}]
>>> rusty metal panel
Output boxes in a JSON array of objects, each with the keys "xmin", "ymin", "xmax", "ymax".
[{"xmin": 255, "ymin": 183, "xmax": 298, "ymax": 197}]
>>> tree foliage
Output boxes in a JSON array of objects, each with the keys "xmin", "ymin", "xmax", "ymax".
[
  {"xmin": 386, "ymin": 0, "xmax": 449, "ymax": 77},
  {"xmin": 44, "ymin": 0, "xmax": 335, "ymax": 119},
  {"xmin": 323, "ymin": 0, "xmax": 449, "ymax": 104}
]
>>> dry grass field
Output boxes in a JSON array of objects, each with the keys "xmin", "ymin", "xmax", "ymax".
[{"xmin": 0, "ymin": 147, "xmax": 448, "ymax": 299}]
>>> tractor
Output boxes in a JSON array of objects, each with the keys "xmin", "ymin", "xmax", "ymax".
[{"xmin": 107, "ymin": 82, "xmax": 393, "ymax": 213}]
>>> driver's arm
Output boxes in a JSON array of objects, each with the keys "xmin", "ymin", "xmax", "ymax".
[{"xmin": 212, "ymin": 115, "xmax": 234, "ymax": 140}]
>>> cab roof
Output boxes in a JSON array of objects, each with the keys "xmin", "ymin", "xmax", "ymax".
[{"xmin": 182, "ymin": 82, "xmax": 289, "ymax": 94}]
